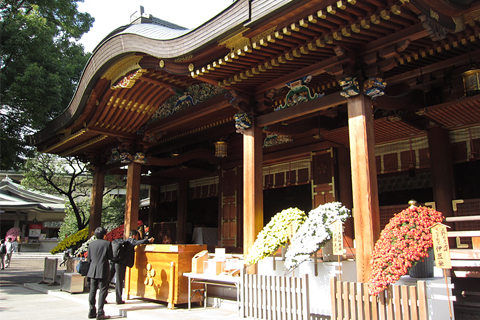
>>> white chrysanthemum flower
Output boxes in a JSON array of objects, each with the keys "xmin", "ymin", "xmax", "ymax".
[
  {"xmin": 246, "ymin": 207, "xmax": 306, "ymax": 265},
  {"xmin": 284, "ymin": 202, "xmax": 350, "ymax": 271}
]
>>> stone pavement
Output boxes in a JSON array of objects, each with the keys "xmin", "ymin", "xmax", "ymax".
[
  {"xmin": 2, "ymin": 253, "xmax": 479, "ymax": 320},
  {"xmin": 0, "ymin": 254, "xmax": 241, "ymax": 320}
]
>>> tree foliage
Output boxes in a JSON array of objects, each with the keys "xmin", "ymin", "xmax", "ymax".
[
  {"xmin": 58, "ymin": 194, "xmax": 125, "ymax": 241},
  {"xmin": 22, "ymin": 152, "xmax": 126, "ymax": 232},
  {"xmin": 1, "ymin": 1, "xmax": 94, "ymax": 170}
]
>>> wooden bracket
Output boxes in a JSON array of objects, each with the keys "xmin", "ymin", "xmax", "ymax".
[{"xmin": 224, "ymin": 89, "xmax": 253, "ymax": 112}]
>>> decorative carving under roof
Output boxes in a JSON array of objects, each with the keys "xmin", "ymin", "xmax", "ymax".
[
  {"xmin": 219, "ymin": 32, "xmax": 251, "ymax": 52},
  {"xmin": 250, "ymin": 26, "xmax": 277, "ymax": 45},
  {"xmin": 101, "ymin": 55, "xmax": 143, "ymax": 85},
  {"xmin": 111, "ymin": 68, "xmax": 147, "ymax": 90},
  {"xmin": 419, "ymin": 14, "xmax": 447, "ymax": 42},
  {"xmin": 152, "ymin": 83, "xmax": 226, "ymax": 120}
]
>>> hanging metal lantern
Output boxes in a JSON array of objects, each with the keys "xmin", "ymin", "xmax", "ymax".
[
  {"xmin": 214, "ymin": 141, "xmax": 228, "ymax": 158},
  {"xmin": 462, "ymin": 69, "xmax": 480, "ymax": 97}
]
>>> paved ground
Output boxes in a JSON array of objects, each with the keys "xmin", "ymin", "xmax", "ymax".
[
  {"xmin": 0, "ymin": 254, "xmax": 240, "ymax": 320},
  {"xmin": 0, "ymin": 254, "xmax": 478, "ymax": 320}
]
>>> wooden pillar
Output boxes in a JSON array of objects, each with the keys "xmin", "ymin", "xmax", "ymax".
[
  {"xmin": 347, "ymin": 94, "xmax": 381, "ymax": 283},
  {"xmin": 177, "ymin": 180, "xmax": 188, "ymax": 244},
  {"xmin": 243, "ymin": 122, "xmax": 264, "ymax": 273},
  {"xmin": 124, "ymin": 161, "xmax": 141, "ymax": 239},
  {"xmin": 89, "ymin": 168, "xmax": 104, "ymax": 237},
  {"xmin": 427, "ymin": 126, "xmax": 455, "ymax": 218},
  {"xmin": 337, "ymin": 146, "xmax": 355, "ymax": 247},
  {"xmin": 148, "ymin": 184, "xmax": 159, "ymax": 233},
  {"xmin": 14, "ymin": 212, "xmax": 20, "ymax": 229}
]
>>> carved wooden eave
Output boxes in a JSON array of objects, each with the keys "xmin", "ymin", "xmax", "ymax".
[
  {"xmin": 192, "ymin": 2, "xmax": 421, "ymax": 84},
  {"xmin": 27, "ymin": 0, "xmax": 480, "ymax": 168},
  {"xmin": 408, "ymin": 0, "xmax": 480, "ymax": 32}
]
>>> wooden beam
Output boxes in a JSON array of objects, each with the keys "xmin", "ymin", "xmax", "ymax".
[
  {"xmin": 387, "ymin": 50, "xmax": 480, "ymax": 85},
  {"xmin": 145, "ymin": 94, "xmax": 231, "ymax": 135},
  {"xmin": 255, "ymin": 56, "xmax": 349, "ymax": 94},
  {"xmin": 360, "ymin": 23, "xmax": 429, "ymax": 56},
  {"xmin": 257, "ymin": 93, "xmax": 346, "ymax": 127},
  {"xmin": 445, "ymin": 215, "xmax": 480, "ymax": 222},
  {"xmin": 89, "ymin": 168, "xmax": 104, "ymax": 237},
  {"xmin": 243, "ymin": 122, "xmax": 264, "ymax": 273},
  {"xmin": 88, "ymin": 127, "xmax": 136, "ymax": 139},
  {"xmin": 263, "ymin": 141, "xmax": 336, "ymax": 163},
  {"xmin": 139, "ymin": 76, "xmax": 185, "ymax": 91},
  {"xmin": 347, "ymin": 94, "xmax": 380, "ymax": 283},
  {"xmin": 149, "ymin": 166, "xmax": 216, "ymax": 181},
  {"xmin": 99, "ymin": 161, "xmax": 125, "ymax": 173},
  {"xmin": 450, "ymin": 249, "xmax": 480, "ymax": 260},
  {"xmin": 140, "ymin": 176, "xmax": 173, "ymax": 186},
  {"xmin": 124, "ymin": 161, "xmax": 141, "ymax": 239},
  {"xmin": 146, "ymin": 149, "xmax": 217, "ymax": 167}
]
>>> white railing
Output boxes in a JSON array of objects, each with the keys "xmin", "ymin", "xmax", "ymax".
[{"xmin": 242, "ymin": 273, "xmax": 310, "ymax": 320}]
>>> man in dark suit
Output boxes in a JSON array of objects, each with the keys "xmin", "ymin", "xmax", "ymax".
[
  {"xmin": 87, "ymin": 227, "xmax": 113, "ymax": 320},
  {"xmin": 109, "ymin": 229, "xmax": 154, "ymax": 304}
]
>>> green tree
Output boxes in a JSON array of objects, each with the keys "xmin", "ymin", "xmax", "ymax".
[
  {"xmin": 22, "ymin": 152, "xmax": 126, "ymax": 232},
  {"xmin": 59, "ymin": 194, "xmax": 125, "ymax": 240},
  {"xmin": 1, "ymin": 1, "xmax": 94, "ymax": 170}
]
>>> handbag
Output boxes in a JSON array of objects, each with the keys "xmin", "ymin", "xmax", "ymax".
[{"xmin": 76, "ymin": 260, "xmax": 90, "ymax": 276}]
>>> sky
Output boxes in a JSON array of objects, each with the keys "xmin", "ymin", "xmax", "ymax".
[{"xmin": 76, "ymin": 0, "xmax": 235, "ymax": 53}]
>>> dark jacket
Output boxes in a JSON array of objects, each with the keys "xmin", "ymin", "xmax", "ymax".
[
  {"xmin": 87, "ymin": 239, "xmax": 113, "ymax": 279},
  {"xmin": 122, "ymin": 237, "xmax": 150, "ymax": 268}
]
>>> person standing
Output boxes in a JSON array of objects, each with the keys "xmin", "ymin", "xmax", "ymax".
[
  {"xmin": 87, "ymin": 227, "xmax": 113, "ymax": 320},
  {"xmin": 109, "ymin": 229, "xmax": 154, "ymax": 304},
  {"xmin": 0, "ymin": 239, "xmax": 6, "ymax": 270},
  {"xmin": 5, "ymin": 237, "xmax": 17, "ymax": 268}
]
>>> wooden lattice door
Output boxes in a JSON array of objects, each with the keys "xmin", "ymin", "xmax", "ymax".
[
  {"xmin": 220, "ymin": 167, "xmax": 240, "ymax": 248},
  {"xmin": 311, "ymin": 148, "xmax": 337, "ymax": 207}
]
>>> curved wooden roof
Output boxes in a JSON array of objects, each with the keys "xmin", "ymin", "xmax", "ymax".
[{"xmin": 28, "ymin": 0, "xmax": 480, "ymax": 171}]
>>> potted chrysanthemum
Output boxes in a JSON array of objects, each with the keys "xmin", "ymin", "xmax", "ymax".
[
  {"xmin": 245, "ymin": 207, "xmax": 306, "ymax": 266},
  {"xmin": 368, "ymin": 202, "xmax": 444, "ymax": 296},
  {"xmin": 284, "ymin": 202, "xmax": 351, "ymax": 272}
]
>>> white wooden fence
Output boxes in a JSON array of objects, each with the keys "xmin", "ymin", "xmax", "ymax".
[
  {"xmin": 330, "ymin": 277, "xmax": 428, "ymax": 320},
  {"xmin": 242, "ymin": 273, "xmax": 310, "ymax": 320}
]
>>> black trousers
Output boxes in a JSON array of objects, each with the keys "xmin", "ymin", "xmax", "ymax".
[
  {"xmin": 88, "ymin": 277, "xmax": 108, "ymax": 316},
  {"xmin": 109, "ymin": 262, "xmax": 126, "ymax": 303}
]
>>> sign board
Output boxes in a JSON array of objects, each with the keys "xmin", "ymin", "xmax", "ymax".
[
  {"xmin": 332, "ymin": 220, "xmax": 344, "ymax": 256},
  {"xmin": 43, "ymin": 221, "xmax": 63, "ymax": 228},
  {"xmin": 29, "ymin": 229, "xmax": 41, "ymax": 237},
  {"xmin": 431, "ymin": 223, "xmax": 452, "ymax": 269},
  {"xmin": 144, "ymin": 244, "xmax": 155, "ymax": 252},
  {"xmin": 287, "ymin": 222, "xmax": 297, "ymax": 241},
  {"xmin": 215, "ymin": 248, "xmax": 226, "ymax": 261}
]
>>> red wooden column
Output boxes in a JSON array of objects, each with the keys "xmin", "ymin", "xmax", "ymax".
[
  {"xmin": 124, "ymin": 161, "xmax": 141, "ymax": 239},
  {"xmin": 347, "ymin": 93, "xmax": 381, "ymax": 283},
  {"xmin": 243, "ymin": 121, "xmax": 264, "ymax": 273},
  {"xmin": 427, "ymin": 126, "xmax": 455, "ymax": 218},
  {"xmin": 89, "ymin": 167, "xmax": 104, "ymax": 237},
  {"xmin": 337, "ymin": 146, "xmax": 355, "ymax": 247}
]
